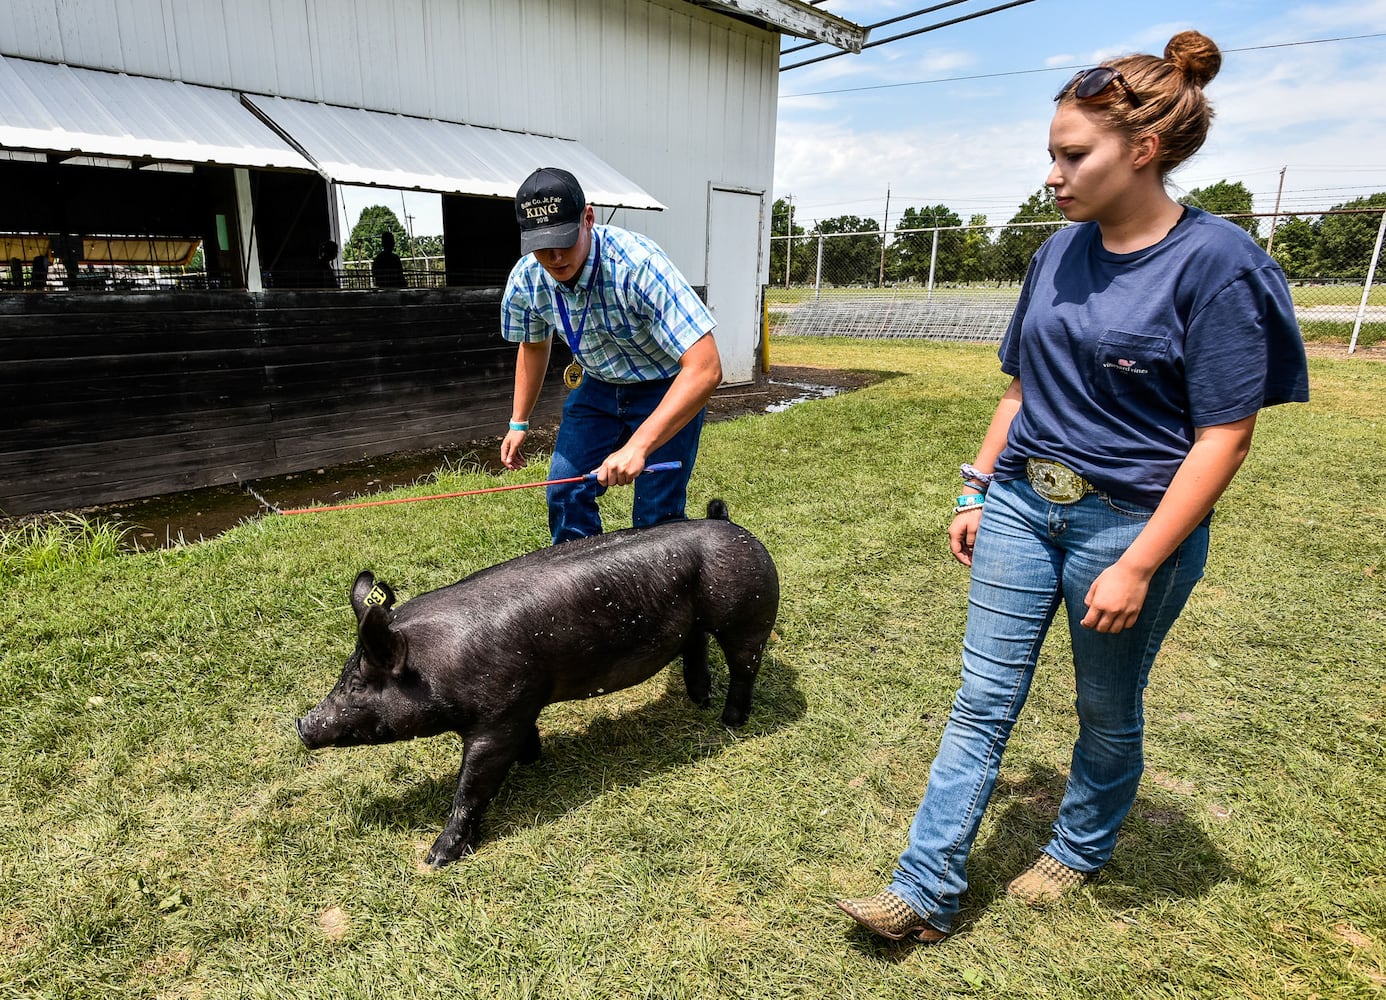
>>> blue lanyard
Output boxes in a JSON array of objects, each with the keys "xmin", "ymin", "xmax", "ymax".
[{"xmin": 553, "ymin": 231, "xmax": 601, "ymax": 356}]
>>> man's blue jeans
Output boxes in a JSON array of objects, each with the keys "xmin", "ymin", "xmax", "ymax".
[
  {"xmin": 890, "ymin": 477, "xmax": 1209, "ymax": 932},
  {"xmin": 546, "ymin": 375, "xmax": 705, "ymax": 545}
]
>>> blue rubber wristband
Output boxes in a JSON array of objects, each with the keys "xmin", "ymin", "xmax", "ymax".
[
  {"xmin": 955, "ymin": 493, "xmax": 986, "ymax": 514},
  {"xmin": 509, "ymin": 420, "xmax": 530, "ymax": 432}
]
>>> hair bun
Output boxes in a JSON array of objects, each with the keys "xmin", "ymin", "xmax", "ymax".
[{"xmin": 1165, "ymin": 30, "xmax": 1222, "ymax": 88}]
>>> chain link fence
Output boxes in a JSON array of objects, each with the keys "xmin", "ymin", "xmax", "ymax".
[{"xmin": 769, "ymin": 209, "xmax": 1386, "ymax": 352}]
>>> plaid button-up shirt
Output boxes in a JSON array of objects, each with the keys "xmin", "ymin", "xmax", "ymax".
[{"xmin": 501, "ymin": 225, "xmax": 716, "ymax": 383}]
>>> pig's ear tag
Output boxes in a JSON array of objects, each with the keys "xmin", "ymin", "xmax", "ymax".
[{"xmin": 365, "ymin": 584, "xmax": 390, "ymax": 608}]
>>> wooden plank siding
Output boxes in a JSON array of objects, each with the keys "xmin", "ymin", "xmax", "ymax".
[{"xmin": 0, "ymin": 288, "xmax": 566, "ymax": 514}]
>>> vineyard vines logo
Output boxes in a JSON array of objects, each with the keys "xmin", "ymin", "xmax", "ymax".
[{"xmin": 1103, "ymin": 357, "xmax": 1149, "ymax": 375}]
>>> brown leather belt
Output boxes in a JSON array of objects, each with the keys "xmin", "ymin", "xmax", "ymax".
[{"xmin": 1025, "ymin": 458, "xmax": 1096, "ymax": 504}]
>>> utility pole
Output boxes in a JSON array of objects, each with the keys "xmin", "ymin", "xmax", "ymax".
[{"xmin": 1265, "ymin": 166, "xmax": 1286, "ymax": 257}]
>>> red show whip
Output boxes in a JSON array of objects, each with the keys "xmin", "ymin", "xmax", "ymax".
[{"xmin": 273, "ymin": 461, "xmax": 683, "ymax": 516}]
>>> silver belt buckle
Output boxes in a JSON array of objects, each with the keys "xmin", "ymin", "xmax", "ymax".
[{"xmin": 1026, "ymin": 458, "xmax": 1093, "ymax": 504}]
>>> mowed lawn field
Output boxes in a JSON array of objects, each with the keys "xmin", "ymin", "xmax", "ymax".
[{"xmin": 1, "ymin": 337, "xmax": 1383, "ymax": 999}]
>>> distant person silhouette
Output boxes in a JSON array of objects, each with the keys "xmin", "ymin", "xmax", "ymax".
[
  {"xmin": 316, "ymin": 240, "xmax": 340, "ymax": 288},
  {"xmin": 372, "ymin": 230, "xmax": 406, "ymax": 288}
]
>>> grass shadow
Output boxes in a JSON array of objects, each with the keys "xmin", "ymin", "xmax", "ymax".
[
  {"xmin": 840, "ymin": 759, "xmax": 1238, "ymax": 959},
  {"xmin": 962, "ymin": 762, "xmax": 1237, "ymax": 919},
  {"xmin": 355, "ymin": 653, "xmax": 807, "ymax": 849}
]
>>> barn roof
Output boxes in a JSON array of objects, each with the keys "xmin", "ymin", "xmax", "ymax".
[
  {"xmin": 0, "ymin": 54, "xmax": 661, "ymax": 209},
  {"xmin": 0, "ymin": 54, "xmax": 311, "ymax": 171},
  {"xmin": 242, "ymin": 95, "xmax": 663, "ymax": 210}
]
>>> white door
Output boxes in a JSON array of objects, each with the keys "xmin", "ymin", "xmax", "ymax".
[{"xmin": 705, "ymin": 186, "xmax": 764, "ymax": 385}]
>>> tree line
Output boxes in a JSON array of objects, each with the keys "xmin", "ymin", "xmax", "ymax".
[
  {"xmin": 772, "ymin": 183, "xmax": 1386, "ymax": 287},
  {"xmin": 340, "ymin": 185, "xmax": 1386, "ymax": 286},
  {"xmin": 343, "ymin": 205, "xmax": 444, "ymax": 262}
]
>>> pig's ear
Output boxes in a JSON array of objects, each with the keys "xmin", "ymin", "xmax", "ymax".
[
  {"xmin": 350, "ymin": 571, "xmax": 397, "ymax": 623},
  {"xmin": 358, "ymin": 604, "xmax": 407, "ymax": 676}
]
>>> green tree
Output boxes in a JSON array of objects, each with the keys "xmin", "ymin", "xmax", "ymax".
[
  {"xmin": 814, "ymin": 215, "xmax": 883, "ymax": 286},
  {"xmin": 994, "ymin": 188, "xmax": 1063, "ymax": 283},
  {"xmin": 411, "ymin": 234, "xmax": 445, "ymax": 259},
  {"xmin": 958, "ymin": 214, "xmax": 993, "ymax": 283},
  {"xmin": 346, "ymin": 205, "xmax": 410, "ymax": 262},
  {"xmin": 1316, "ymin": 193, "xmax": 1386, "ymax": 279},
  {"xmin": 769, "ymin": 197, "xmax": 813, "ymax": 286},
  {"xmin": 891, "ymin": 205, "xmax": 962, "ymax": 282},
  {"xmin": 1267, "ymin": 216, "xmax": 1318, "ymax": 278},
  {"xmin": 1181, "ymin": 180, "xmax": 1258, "ymax": 238}
]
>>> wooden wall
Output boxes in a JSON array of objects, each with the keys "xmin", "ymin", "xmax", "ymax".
[{"xmin": 0, "ymin": 288, "xmax": 566, "ymax": 515}]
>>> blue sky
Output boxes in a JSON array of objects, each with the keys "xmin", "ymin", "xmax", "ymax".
[
  {"xmin": 341, "ymin": 0, "xmax": 1386, "ymax": 241},
  {"xmin": 776, "ymin": 0, "xmax": 1386, "ymax": 228}
]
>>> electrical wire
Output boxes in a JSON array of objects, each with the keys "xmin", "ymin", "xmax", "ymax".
[
  {"xmin": 781, "ymin": 0, "xmax": 1039, "ymax": 72},
  {"xmin": 782, "ymin": 31, "xmax": 1386, "ymax": 92},
  {"xmin": 781, "ymin": 0, "xmax": 974, "ymax": 56}
]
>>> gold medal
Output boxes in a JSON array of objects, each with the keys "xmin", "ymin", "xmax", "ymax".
[{"xmin": 563, "ymin": 362, "xmax": 584, "ymax": 389}]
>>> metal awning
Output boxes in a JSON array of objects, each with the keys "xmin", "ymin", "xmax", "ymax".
[
  {"xmin": 0, "ymin": 55, "xmax": 315, "ymax": 171},
  {"xmin": 241, "ymin": 94, "xmax": 665, "ymax": 210}
]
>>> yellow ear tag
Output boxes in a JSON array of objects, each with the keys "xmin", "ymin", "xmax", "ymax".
[{"xmin": 364, "ymin": 584, "xmax": 389, "ymax": 607}]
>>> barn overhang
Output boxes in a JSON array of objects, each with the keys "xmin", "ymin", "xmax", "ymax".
[
  {"xmin": 0, "ymin": 54, "xmax": 313, "ymax": 171},
  {"xmin": 0, "ymin": 52, "xmax": 663, "ymax": 213},
  {"xmin": 682, "ymin": 0, "xmax": 867, "ymax": 52},
  {"xmin": 240, "ymin": 94, "xmax": 665, "ymax": 211}
]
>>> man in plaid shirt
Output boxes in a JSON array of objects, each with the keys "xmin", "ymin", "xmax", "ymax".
[{"xmin": 501, "ymin": 167, "xmax": 723, "ymax": 544}]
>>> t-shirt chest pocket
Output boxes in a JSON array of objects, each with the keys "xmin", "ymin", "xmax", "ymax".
[{"xmin": 1093, "ymin": 329, "xmax": 1173, "ymax": 397}]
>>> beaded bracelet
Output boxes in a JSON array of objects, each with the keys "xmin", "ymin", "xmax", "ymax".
[{"xmin": 508, "ymin": 420, "xmax": 530, "ymax": 432}]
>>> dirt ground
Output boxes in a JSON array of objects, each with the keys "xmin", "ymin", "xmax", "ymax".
[
  {"xmin": 66, "ymin": 364, "xmax": 879, "ymax": 549},
  {"xmin": 1303, "ymin": 341, "xmax": 1386, "ymax": 360}
]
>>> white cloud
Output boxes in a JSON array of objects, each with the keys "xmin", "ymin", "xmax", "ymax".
[{"xmin": 774, "ymin": 1, "xmax": 1386, "ymax": 224}]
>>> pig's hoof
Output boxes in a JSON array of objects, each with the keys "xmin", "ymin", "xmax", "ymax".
[
  {"xmin": 425, "ymin": 835, "xmax": 475, "ymax": 868},
  {"xmin": 720, "ymin": 707, "xmax": 749, "ymax": 728},
  {"xmin": 517, "ymin": 726, "xmax": 542, "ymax": 765}
]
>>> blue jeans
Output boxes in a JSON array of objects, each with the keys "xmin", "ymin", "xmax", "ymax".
[
  {"xmin": 890, "ymin": 477, "xmax": 1208, "ymax": 932},
  {"xmin": 547, "ymin": 375, "xmax": 705, "ymax": 544}
]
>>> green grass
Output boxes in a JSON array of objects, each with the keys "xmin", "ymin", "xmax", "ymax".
[
  {"xmin": 2, "ymin": 339, "xmax": 1383, "ymax": 998},
  {"xmin": 1288, "ymin": 283, "xmax": 1386, "ymax": 308},
  {"xmin": 0, "ymin": 513, "xmax": 132, "ymax": 578},
  {"xmin": 1299, "ymin": 319, "xmax": 1385, "ymax": 348}
]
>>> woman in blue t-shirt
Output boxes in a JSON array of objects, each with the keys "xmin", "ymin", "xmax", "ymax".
[{"xmin": 838, "ymin": 30, "xmax": 1309, "ymax": 943}]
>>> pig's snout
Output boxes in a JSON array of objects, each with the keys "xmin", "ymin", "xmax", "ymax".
[{"xmin": 295, "ymin": 712, "xmax": 328, "ymax": 750}]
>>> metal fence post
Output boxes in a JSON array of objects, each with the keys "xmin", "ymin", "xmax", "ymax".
[
  {"xmin": 926, "ymin": 228, "xmax": 939, "ymax": 301},
  {"xmin": 815, "ymin": 233, "xmax": 824, "ymax": 300},
  {"xmin": 1348, "ymin": 207, "xmax": 1386, "ymax": 354}
]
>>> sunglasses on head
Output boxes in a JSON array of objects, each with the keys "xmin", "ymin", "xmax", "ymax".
[{"xmin": 1055, "ymin": 67, "xmax": 1144, "ymax": 108}]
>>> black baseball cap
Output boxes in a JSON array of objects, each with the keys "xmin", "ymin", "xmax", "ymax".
[{"xmin": 515, "ymin": 167, "xmax": 586, "ymax": 255}]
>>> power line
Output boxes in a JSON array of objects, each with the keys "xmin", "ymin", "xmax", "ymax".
[
  {"xmin": 781, "ymin": 31, "xmax": 1386, "ymax": 95},
  {"xmin": 782, "ymin": 0, "xmax": 974, "ymax": 56},
  {"xmin": 780, "ymin": 0, "xmax": 1039, "ymax": 72}
]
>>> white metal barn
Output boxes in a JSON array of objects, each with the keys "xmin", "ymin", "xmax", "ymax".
[{"xmin": 0, "ymin": 0, "xmax": 864, "ymax": 384}]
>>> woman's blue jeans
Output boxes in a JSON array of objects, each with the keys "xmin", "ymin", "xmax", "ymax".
[
  {"xmin": 890, "ymin": 477, "xmax": 1209, "ymax": 932},
  {"xmin": 546, "ymin": 375, "xmax": 705, "ymax": 545}
]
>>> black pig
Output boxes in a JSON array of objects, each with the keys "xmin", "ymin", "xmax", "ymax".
[{"xmin": 296, "ymin": 502, "xmax": 779, "ymax": 867}]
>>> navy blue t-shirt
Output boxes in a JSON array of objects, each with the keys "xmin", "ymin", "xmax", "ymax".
[{"xmin": 995, "ymin": 207, "xmax": 1309, "ymax": 506}]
